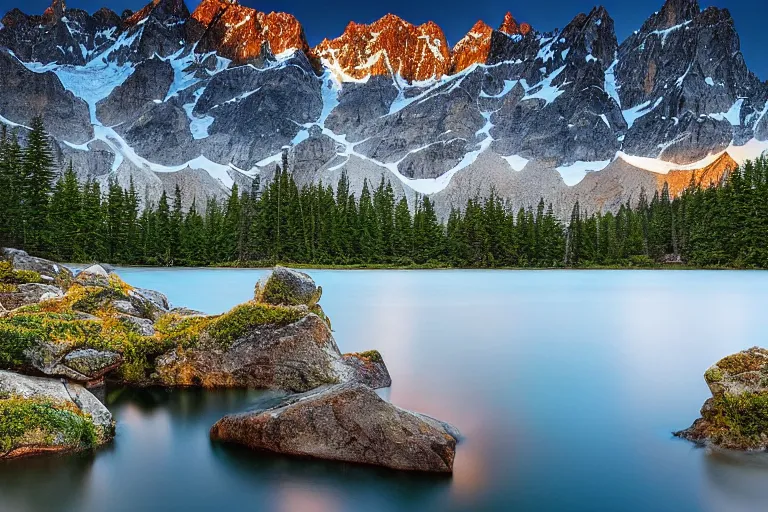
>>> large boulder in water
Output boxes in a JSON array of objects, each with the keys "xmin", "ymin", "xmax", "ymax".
[
  {"xmin": 210, "ymin": 382, "xmax": 459, "ymax": 472},
  {"xmin": 254, "ymin": 266, "xmax": 322, "ymax": 307},
  {"xmin": 154, "ymin": 308, "xmax": 391, "ymax": 392},
  {"xmin": 0, "ymin": 370, "xmax": 114, "ymax": 459},
  {"xmin": 675, "ymin": 347, "xmax": 768, "ymax": 451}
]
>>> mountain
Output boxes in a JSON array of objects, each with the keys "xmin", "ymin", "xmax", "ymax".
[{"xmin": 0, "ymin": 0, "xmax": 766, "ymax": 217}]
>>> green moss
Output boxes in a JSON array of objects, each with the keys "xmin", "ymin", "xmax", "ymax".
[
  {"xmin": 357, "ymin": 350, "xmax": 383, "ymax": 363},
  {"xmin": 207, "ymin": 302, "xmax": 307, "ymax": 347},
  {"xmin": 0, "ymin": 396, "xmax": 98, "ymax": 456},
  {"xmin": 0, "ymin": 283, "xmax": 18, "ymax": 293},
  {"xmin": 711, "ymin": 392, "xmax": 768, "ymax": 441},
  {"xmin": 0, "ymin": 261, "xmax": 42, "ymax": 286},
  {"xmin": 0, "ymin": 324, "xmax": 39, "ymax": 368},
  {"xmin": 154, "ymin": 313, "xmax": 211, "ymax": 348},
  {"xmin": 705, "ymin": 367, "xmax": 724, "ymax": 383}
]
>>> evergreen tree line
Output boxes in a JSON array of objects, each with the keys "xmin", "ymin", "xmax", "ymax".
[{"xmin": 1, "ymin": 121, "xmax": 767, "ymax": 268}]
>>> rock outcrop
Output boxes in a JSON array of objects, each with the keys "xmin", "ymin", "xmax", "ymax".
[
  {"xmin": 155, "ymin": 267, "xmax": 390, "ymax": 391},
  {"xmin": 210, "ymin": 382, "xmax": 459, "ymax": 472},
  {"xmin": 675, "ymin": 347, "xmax": 768, "ymax": 451},
  {"xmin": 0, "ymin": 370, "xmax": 114, "ymax": 459},
  {"xmin": 190, "ymin": 0, "xmax": 309, "ymax": 64},
  {"xmin": 1, "ymin": 253, "xmax": 390, "ymax": 392}
]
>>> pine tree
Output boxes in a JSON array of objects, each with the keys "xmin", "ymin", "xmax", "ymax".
[{"xmin": 20, "ymin": 116, "xmax": 55, "ymax": 253}]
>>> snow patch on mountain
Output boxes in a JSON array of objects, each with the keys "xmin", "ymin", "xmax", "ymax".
[
  {"xmin": 556, "ymin": 160, "xmax": 611, "ymax": 186},
  {"xmin": 619, "ymin": 139, "xmax": 768, "ymax": 175},
  {"xmin": 502, "ymin": 155, "xmax": 529, "ymax": 171},
  {"xmin": 622, "ymin": 97, "xmax": 663, "ymax": 129},
  {"xmin": 522, "ymin": 66, "xmax": 566, "ymax": 105},
  {"xmin": 709, "ymin": 98, "xmax": 744, "ymax": 126}
]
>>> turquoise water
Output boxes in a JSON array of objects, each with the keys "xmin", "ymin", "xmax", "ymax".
[{"xmin": 2, "ymin": 269, "xmax": 768, "ymax": 511}]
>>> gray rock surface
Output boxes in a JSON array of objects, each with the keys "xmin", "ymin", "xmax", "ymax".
[
  {"xmin": 96, "ymin": 57, "xmax": 175, "ymax": 127},
  {"xmin": 2, "ymin": 248, "xmax": 73, "ymax": 283},
  {"xmin": 210, "ymin": 382, "xmax": 458, "ymax": 472},
  {"xmin": 25, "ymin": 339, "xmax": 122, "ymax": 383},
  {"xmin": 154, "ymin": 313, "xmax": 390, "ymax": 392}
]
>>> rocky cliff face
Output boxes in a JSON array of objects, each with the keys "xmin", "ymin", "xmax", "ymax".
[{"xmin": 0, "ymin": 0, "xmax": 766, "ymax": 218}]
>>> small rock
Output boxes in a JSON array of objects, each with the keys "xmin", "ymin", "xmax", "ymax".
[
  {"xmin": 210, "ymin": 382, "xmax": 459, "ymax": 472},
  {"xmin": 113, "ymin": 299, "xmax": 141, "ymax": 317},
  {"xmin": 133, "ymin": 287, "xmax": 170, "ymax": 311},
  {"xmin": 254, "ymin": 266, "xmax": 322, "ymax": 306},
  {"xmin": 117, "ymin": 314, "xmax": 156, "ymax": 336},
  {"xmin": 25, "ymin": 341, "xmax": 122, "ymax": 383},
  {"xmin": 2, "ymin": 248, "xmax": 73, "ymax": 284},
  {"xmin": 75, "ymin": 265, "xmax": 111, "ymax": 287}
]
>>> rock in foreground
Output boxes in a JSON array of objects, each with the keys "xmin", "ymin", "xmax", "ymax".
[
  {"xmin": 210, "ymin": 382, "xmax": 459, "ymax": 472},
  {"xmin": 0, "ymin": 370, "xmax": 114, "ymax": 459},
  {"xmin": 675, "ymin": 347, "xmax": 768, "ymax": 451}
]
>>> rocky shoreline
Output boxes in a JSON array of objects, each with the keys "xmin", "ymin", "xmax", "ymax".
[{"xmin": 0, "ymin": 248, "xmax": 458, "ymax": 471}]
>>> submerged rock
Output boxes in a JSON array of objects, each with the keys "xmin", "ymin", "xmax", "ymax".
[
  {"xmin": 254, "ymin": 266, "xmax": 322, "ymax": 307},
  {"xmin": 675, "ymin": 347, "xmax": 768, "ymax": 451},
  {"xmin": 0, "ymin": 370, "xmax": 114, "ymax": 459},
  {"xmin": 210, "ymin": 382, "xmax": 459, "ymax": 472}
]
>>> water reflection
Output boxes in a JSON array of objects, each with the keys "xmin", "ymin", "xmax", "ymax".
[
  {"xmin": 2, "ymin": 269, "xmax": 768, "ymax": 511},
  {"xmin": 701, "ymin": 449, "xmax": 768, "ymax": 512}
]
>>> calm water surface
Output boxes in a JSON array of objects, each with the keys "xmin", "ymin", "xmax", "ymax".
[{"xmin": 2, "ymin": 269, "xmax": 768, "ymax": 511}]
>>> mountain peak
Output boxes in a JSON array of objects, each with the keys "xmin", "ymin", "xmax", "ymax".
[
  {"xmin": 651, "ymin": 0, "xmax": 700, "ymax": 30},
  {"xmin": 499, "ymin": 12, "xmax": 532, "ymax": 35},
  {"xmin": 42, "ymin": 0, "xmax": 65, "ymax": 24},
  {"xmin": 192, "ymin": 0, "xmax": 308, "ymax": 64},
  {"xmin": 124, "ymin": 0, "xmax": 190, "ymax": 27},
  {"xmin": 451, "ymin": 20, "xmax": 493, "ymax": 73},
  {"xmin": 311, "ymin": 14, "xmax": 450, "ymax": 82}
]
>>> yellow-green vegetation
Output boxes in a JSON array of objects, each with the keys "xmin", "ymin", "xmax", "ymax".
[
  {"xmin": 356, "ymin": 350, "xmax": 384, "ymax": 364},
  {"xmin": 0, "ymin": 394, "xmax": 99, "ymax": 457},
  {"xmin": 705, "ymin": 367, "xmax": 724, "ymax": 383},
  {"xmin": 0, "ymin": 261, "xmax": 42, "ymax": 287},
  {"xmin": 1, "ymin": 273, "xmax": 310, "ymax": 383},
  {"xmin": 207, "ymin": 302, "xmax": 308, "ymax": 347},
  {"xmin": 708, "ymin": 392, "xmax": 768, "ymax": 446},
  {"xmin": 256, "ymin": 276, "xmax": 321, "ymax": 307}
]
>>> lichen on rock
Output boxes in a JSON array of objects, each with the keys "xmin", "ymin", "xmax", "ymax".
[{"xmin": 675, "ymin": 347, "xmax": 768, "ymax": 451}]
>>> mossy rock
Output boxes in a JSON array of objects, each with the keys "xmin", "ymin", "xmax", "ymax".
[
  {"xmin": 677, "ymin": 347, "xmax": 768, "ymax": 451},
  {"xmin": 254, "ymin": 267, "xmax": 322, "ymax": 307},
  {"xmin": 704, "ymin": 347, "xmax": 768, "ymax": 397},
  {"xmin": 0, "ymin": 370, "xmax": 114, "ymax": 459}
]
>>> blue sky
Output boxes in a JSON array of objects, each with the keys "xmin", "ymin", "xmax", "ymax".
[{"xmin": 2, "ymin": 0, "xmax": 766, "ymax": 78}]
